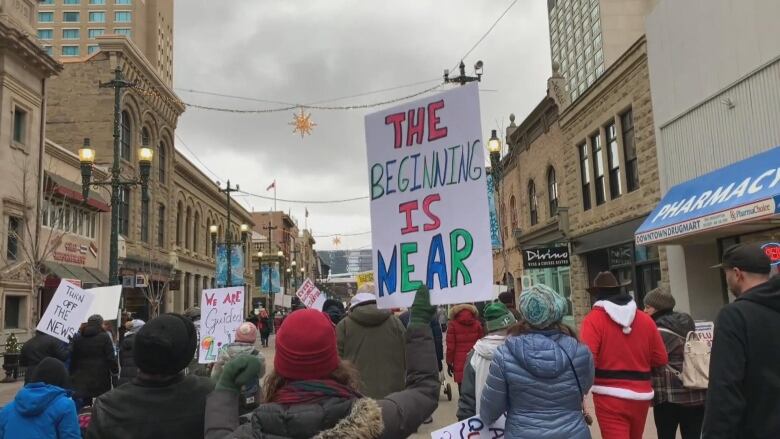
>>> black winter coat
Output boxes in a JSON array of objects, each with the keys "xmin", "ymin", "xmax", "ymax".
[
  {"xmin": 702, "ymin": 276, "xmax": 780, "ymax": 439},
  {"xmin": 87, "ymin": 374, "xmax": 214, "ymax": 439},
  {"xmin": 118, "ymin": 333, "xmax": 139, "ymax": 386},
  {"xmin": 20, "ymin": 332, "xmax": 69, "ymax": 383},
  {"xmin": 70, "ymin": 323, "xmax": 118, "ymax": 399}
]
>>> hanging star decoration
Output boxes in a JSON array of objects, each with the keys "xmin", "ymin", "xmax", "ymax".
[
  {"xmin": 332, "ymin": 236, "xmax": 342, "ymax": 247},
  {"xmin": 289, "ymin": 107, "xmax": 317, "ymax": 138}
]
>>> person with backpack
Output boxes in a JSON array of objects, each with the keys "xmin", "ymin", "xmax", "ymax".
[
  {"xmin": 643, "ymin": 287, "xmax": 707, "ymax": 439},
  {"xmin": 703, "ymin": 244, "xmax": 780, "ymax": 439},
  {"xmin": 211, "ymin": 322, "xmax": 266, "ymax": 415}
]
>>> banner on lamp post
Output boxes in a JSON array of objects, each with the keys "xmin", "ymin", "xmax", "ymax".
[{"xmin": 216, "ymin": 244, "xmax": 245, "ymax": 287}]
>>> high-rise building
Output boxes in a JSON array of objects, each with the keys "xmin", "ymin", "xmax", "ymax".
[
  {"xmin": 35, "ymin": 0, "xmax": 173, "ymax": 85},
  {"xmin": 547, "ymin": 0, "xmax": 657, "ymax": 103}
]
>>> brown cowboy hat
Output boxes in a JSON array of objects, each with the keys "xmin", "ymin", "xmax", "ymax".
[{"xmin": 586, "ymin": 271, "xmax": 631, "ymax": 294}]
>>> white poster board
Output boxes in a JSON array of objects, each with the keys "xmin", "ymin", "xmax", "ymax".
[
  {"xmin": 83, "ymin": 285, "xmax": 123, "ymax": 322},
  {"xmin": 198, "ymin": 286, "xmax": 245, "ymax": 364},
  {"xmin": 365, "ymin": 83, "xmax": 493, "ymax": 308},
  {"xmin": 295, "ymin": 278, "xmax": 326, "ymax": 311},
  {"xmin": 274, "ymin": 288, "xmax": 285, "ymax": 310},
  {"xmin": 430, "ymin": 415, "xmax": 506, "ymax": 439},
  {"xmin": 283, "ymin": 295, "xmax": 292, "ymax": 308},
  {"xmin": 37, "ymin": 280, "xmax": 95, "ymax": 342}
]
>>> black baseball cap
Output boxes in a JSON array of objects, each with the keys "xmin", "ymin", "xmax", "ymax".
[{"xmin": 711, "ymin": 244, "xmax": 771, "ymax": 274}]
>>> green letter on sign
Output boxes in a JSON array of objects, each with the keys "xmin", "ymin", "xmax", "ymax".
[
  {"xmin": 400, "ymin": 242, "xmax": 423, "ymax": 292},
  {"xmin": 450, "ymin": 229, "xmax": 473, "ymax": 287}
]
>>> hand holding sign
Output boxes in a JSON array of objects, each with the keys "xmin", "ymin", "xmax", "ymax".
[
  {"xmin": 37, "ymin": 280, "xmax": 95, "ymax": 342},
  {"xmin": 430, "ymin": 415, "xmax": 506, "ymax": 439}
]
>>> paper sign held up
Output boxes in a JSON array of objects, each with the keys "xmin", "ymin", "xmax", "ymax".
[
  {"xmin": 37, "ymin": 280, "xmax": 95, "ymax": 342},
  {"xmin": 430, "ymin": 414, "xmax": 506, "ymax": 439},
  {"xmin": 199, "ymin": 286, "xmax": 245, "ymax": 364},
  {"xmin": 295, "ymin": 278, "xmax": 326, "ymax": 311}
]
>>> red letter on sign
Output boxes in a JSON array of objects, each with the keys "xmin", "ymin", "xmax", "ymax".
[
  {"xmin": 427, "ymin": 100, "xmax": 447, "ymax": 142},
  {"xmin": 385, "ymin": 112, "xmax": 406, "ymax": 149},
  {"xmin": 398, "ymin": 200, "xmax": 419, "ymax": 235},
  {"xmin": 406, "ymin": 107, "xmax": 425, "ymax": 146},
  {"xmin": 422, "ymin": 194, "xmax": 441, "ymax": 231}
]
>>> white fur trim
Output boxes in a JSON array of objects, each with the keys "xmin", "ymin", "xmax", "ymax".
[
  {"xmin": 594, "ymin": 300, "xmax": 637, "ymax": 334},
  {"xmin": 591, "ymin": 385, "xmax": 654, "ymax": 401}
]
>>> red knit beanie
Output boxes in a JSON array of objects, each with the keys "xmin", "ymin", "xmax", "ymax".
[{"xmin": 274, "ymin": 309, "xmax": 340, "ymax": 380}]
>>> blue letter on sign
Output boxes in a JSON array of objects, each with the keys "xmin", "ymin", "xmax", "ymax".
[{"xmin": 377, "ymin": 247, "xmax": 397, "ymax": 297}]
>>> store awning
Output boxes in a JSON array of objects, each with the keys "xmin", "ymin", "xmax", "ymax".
[
  {"xmin": 574, "ymin": 216, "xmax": 647, "ymax": 254},
  {"xmin": 44, "ymin": 262, "xmax": 108, "ymax": 287},
  {"xmin": 45, "ymin": 173, "xmax": 110, "ymax": 212},
  {"xmin": 635, "ymin": 146, "xmax": 780, "ymax": 245}
]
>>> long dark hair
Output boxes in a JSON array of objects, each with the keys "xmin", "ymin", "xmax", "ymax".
[{"xmin": 507, "ymin": 320, "xmax": 579, "ymax": 341}]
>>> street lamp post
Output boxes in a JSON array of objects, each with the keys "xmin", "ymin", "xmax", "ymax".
[
  {"xmin": 79, "ymin": 67, "xmax": 152, "ymax": 287},
  {"xmin": 444, "ymin": 60, "xmax": 483, "ymax": 86},
  {"xmin": 486, "ymin": 129, "xmax": 511, "ymax": 288}
]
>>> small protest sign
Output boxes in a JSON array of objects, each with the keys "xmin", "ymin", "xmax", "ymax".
[
  {"xmin": 430, "ymin": 414, "xmax": 506, "ymax": 439},
  {"xmin": 695, "ymin": 321, "xmax": 714, "ymax": 347},
  {"xmin": 356, "ymin": 271, "xmax": 374, "ymax": 289},
  {"xmin": 295, "ymin": 278, "xmax": 326, "ymax": 311},
  {"xmin": 199, "ymin": 286, "xmax": 245, "ymax": 364},
  {"xmin": 365, "ymin": 83, "xmax": 493, "ymax": 308},
  {"xmin": 37, "ymin": 280, "xmax": 95, "ymax": 342}
]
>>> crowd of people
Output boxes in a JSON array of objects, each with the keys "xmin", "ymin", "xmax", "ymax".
[{"xmin": 0, "ymin": 242, "xmax": 778, "ymax": 438}]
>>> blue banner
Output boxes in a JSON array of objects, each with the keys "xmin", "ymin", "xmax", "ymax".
[
  {"xmin": 260, "ymin": 263, "xmax": 280, "ymax": 294},
  {"xmin": 216, "ymin": 244, "xmax": 245, "ymax": 287},
  {"xmin": 487, "ymin": 174, "xmax": 503, "ymax": 249}
]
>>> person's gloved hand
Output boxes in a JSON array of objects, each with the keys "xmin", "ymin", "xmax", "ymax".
[
  {"xmin": 408, "ymin": 286, "xmax": 436, "ymax": 328},
  {"xmin": 447, "ymin": 363, "xmax": 454, "ymax": 377},
  {"xmin": 216, "ymin": 355, "xmax": 262, "ymax": 393}
]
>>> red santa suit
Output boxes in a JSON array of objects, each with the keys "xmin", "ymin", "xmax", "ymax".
[{"xmin": 581, "ymin": 296, "xmax": 668, "ymax": 439}]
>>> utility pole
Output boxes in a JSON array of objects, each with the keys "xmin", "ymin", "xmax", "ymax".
[{"xmin": 443, "ymin": 60, "xmax": 483, "ymax": 86}]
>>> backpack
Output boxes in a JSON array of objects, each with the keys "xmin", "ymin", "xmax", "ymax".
[{"xmin": 658, "ymin": 328, "xmax": 710, "ymax": 389}]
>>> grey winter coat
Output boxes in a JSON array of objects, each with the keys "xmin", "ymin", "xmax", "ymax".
[
  {"xmin": 480, "ymin": 331, "xmax": 595, "ymax": 439},
  {"xmin": 204, "ymin": 325, "xmax": 440, "ymax": 439}
]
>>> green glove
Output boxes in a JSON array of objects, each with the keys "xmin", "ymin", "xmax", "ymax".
[
  {"xmin": 408, "ymin": 286, "xmax": 436, "ymax": 328},
  {"xmin": 216, "ymin": 355, "xmax": 262, "ymax": 393}
]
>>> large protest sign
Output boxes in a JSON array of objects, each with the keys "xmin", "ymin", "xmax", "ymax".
[
  {"xmin": 37, "ymin": 280, "xmax": 95, "ymax": 342},
  {"xmin": 199, "ymin": 286, "xmax": 245, "ymax": 364},
  {"xmin": 365, "ymin": 83, "xmax": 493, "ymax": 308},
  {"xmin": 295, "ymin": 278, "xmax": 326, "ymax": 311},
  {"xmin": 430, "ymin": 414, "xmax": 506, "ymax": 439}
]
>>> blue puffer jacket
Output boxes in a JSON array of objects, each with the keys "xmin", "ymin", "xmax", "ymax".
[
  {"xmin": 0, "ymin": 383, "xmax": 81, "ymax": 439},
  {"xmin": 480, "ymin": 330, "xmax": 595, "ymax": 439}
]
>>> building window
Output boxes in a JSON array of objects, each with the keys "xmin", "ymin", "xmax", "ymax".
[
  {"xmin": 529, "ymin": 181, "xmax": 538, "ymax": 226},
  {"xmin": 90, "ymin": 0, "xmax": 106, "ymax": 4},
  {"xmin": 12, "ymin": 107, "xmax": 27, "ymax": 145},
  {"xmin": 87, "ymin": 45, "xmax": 100, "ymax": 55},
  {"xmin": 43, "ymin": 46, "xmax": 54, "ymax": 56},
  {"xmin": 63, "ymin": 12, "xmax": 80, "ymax": 22},
  {"xmin": 61, "ymin": 45, "xmax": 80, "ymax": 57},
  {"xmin": 176, "ymin": 203, "xmax": 182, "ymax": 246},
  {"xmin": 579, "ymin": 143, "xmax": 591, "ymax": 211},
  {"xmin": 113, "ymin": 28, "xmax": 131, "ymax": 37},
  {"xmin": 157, "ymin": 204, "xmax": 165, "ymax": 248},
  {"xmin": 622, "ymin": 110, "xmax": 639, "ymax": 192},
  {"xmin": 141, "ymin": 127, "xmax": 150, "ymax": 146},
  {"xmin": 591, "ymin": 132, "xmax": 606, "ymax": 205},
  {"xmin": 116, "ymin": 0, "xmax": 131, "ymax": 4},
  {"xmin": 40, "ymin": 0, "xmax": 54, "ymax": 4},
  {"xmin": 6, "ymin": 216, "xmax": 22, "ymax": 261},
  {"xmin": 38, "ymin": 12, "xmax": 54, "ymax": 22},
  {"xmin": 509, "ymin": 196, "xmax": 517, "ymax": 231},
  {"xmin": 62, "ymin": 28, "xmax": 80, "ymax": 39},
  {"xmin": 120, "ymin": 110, "xmax": 131, "ymax": 160},
  {"xmin": 89, "ymin": 11, "xmax": 105, "ymax": 23},
  {"xmin": 4, "ymin": 296, "xmax": 23, "ymax": 329},
  {"xmin": 548, "ymin": 167, "xmax": 559, "ymax": 216},
  {"xmin": 193, "ymin": 212, "xmax": 200, "ymax": 253},
  {"xmin": 88, "ymin": 28, "xmax": 104, "ymax": 38},
  {"xmin": 64, "ymin": 0, "xmax": 80, "ymax": 4},
  {"xmin": 158, "ymin": 142, "xmax": 166, "ymax": 183},
  {"xmin": 37, "ymin": 29, "xmax": 53, "ymax": 40},
  {"xmin": 185, "ymin": 207, "xmax": 192, "ymax": 249},
  {"xmin": 119, "ymin": 187, "xmax": 130, "ymax": 236},
  {"xmin": 606, "ymin": 122, "xmax": 622, "ymax": 199},
  {"xmin": 140, "ymin": 199, "xmax": 150, "ymax": 243},
  {"xmin": 114, "ymin": 11, "xmax": 131, "ymax": 23}
]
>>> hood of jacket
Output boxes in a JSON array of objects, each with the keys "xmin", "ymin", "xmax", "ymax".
[
  {"xmin": 13, "ymin": 383, "xmax": 68, "ymax": 417},
  {"xmin": 251, "ymin": 397, "xmax": 383, "ymax": 439},
  {"xmin": 82, "ymin": 322, "xmax": 103, "ymax": 337},
  {"xmin": 653, "ymin": 310, "xmax": 695, "ymax": 337},
  {"xmin": 449, "ymin": 304, "xmax": 478, "ymax": 325},
  {"xmin": 594, "ymin": 295, "xmax": 637, "ymax": 334},
  {"xmin": 504, "ymin": 331, "xmax": 572, "ymax": 379},
  {"xmin": 739, "ymin": 275, "xmax": 780, "ymax": 313},
  {"xmin": 348, "ymin": 303, "xmax": 391, "ymax": 327},
  {"xmin": 221, "ymin": 342, "xmax": 256, "ymax": 358},
  {"xmin": 472, "ymin": 334, "xmax": 506, "ymax": 361}
]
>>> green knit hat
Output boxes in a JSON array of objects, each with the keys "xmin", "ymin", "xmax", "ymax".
[{"xmin": 483, "ymin": 302, "xmax": 517, "ymax": 333}]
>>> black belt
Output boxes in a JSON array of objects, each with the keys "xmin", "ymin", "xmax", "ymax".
[{"xmin": 595, "ymin": 369, "xmax": 651, "ymax": 380}]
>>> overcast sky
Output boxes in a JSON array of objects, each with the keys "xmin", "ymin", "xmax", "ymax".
[{"xmin": 173, "ymin": 0, "xmax": 551, "ymax": 251}]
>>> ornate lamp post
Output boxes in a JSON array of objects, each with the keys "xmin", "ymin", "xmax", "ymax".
[
  {"xmin": 444, "ymin": 60, "xmax": 484, "ymax": 85},
  {"xmin": 486, "ymin": 129, "xmax": 511, "ymax": 288}
]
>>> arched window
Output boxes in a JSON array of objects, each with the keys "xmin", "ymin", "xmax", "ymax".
[
  {"xmin": 509, "ymin": 195, "xmax": 518, "ymax": 231},
  {"xmin": 176, "ymin": 202, "xmax": 183, "ymax": 246},
  {"xmin": 193, "ymin": 212, "xmax": 200, "ymax": 254},
  {"xmin": 158, "ymin": 141, "xmax": 167, "ymax": 183},
  {"xmin": 529, "ymin": 181, "xmax": 538, "ymax": 226},
  {"xmin": 185, "ymin": 207, "xmax": 192, "ymax": 249},
  {"xmin": 206, "ymin": 219, "xmax": 212, "ymax": 257},
  {"xmin": 548, "ymin": 167, "xmax": 559, "ymax": 216},
  {"xmin": 120, "ymin": 111, "xmax": 132, "ymax": 160},
  {"xmin": 141, "ymin": 127, "xmax": 150, "ymax": 147}
]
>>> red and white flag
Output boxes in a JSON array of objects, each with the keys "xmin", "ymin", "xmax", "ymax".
[{"xmin": 266, "ymin": 180, "xmax": 276, "ymax": 191}]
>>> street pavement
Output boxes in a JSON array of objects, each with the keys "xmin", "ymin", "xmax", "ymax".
[{"xmin": 0, "ymin": 335, "xmax": 674, "ymax": 438}]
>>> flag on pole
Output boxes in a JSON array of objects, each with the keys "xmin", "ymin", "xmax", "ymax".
[
  {"xmin": 266, "ymin": 180, "xmax": 276, "ymax": 191},
  {"xmin": 305, "ymin": 208, "xmax": 309, "ymax": 218}
]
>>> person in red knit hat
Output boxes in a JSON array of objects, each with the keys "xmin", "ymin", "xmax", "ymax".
[
  {"xmin": 204, "ymin": 287, "xmax": 440, "ymax": 438},
  {"xmin": 580, "ymin": 272, "xmax": 668, "ymax": 439}
]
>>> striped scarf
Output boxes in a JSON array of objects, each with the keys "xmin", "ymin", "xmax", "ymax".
[{"xmin": 273, "ymin": 379, "xmax": 362, "ymax": 405}]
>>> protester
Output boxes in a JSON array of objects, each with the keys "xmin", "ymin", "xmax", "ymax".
[
  {"xmin": 117, "ymin": 319, "xmax": 145, "ymax": 386},
  {"xmin": 457, "ymin": 302, "xmax": 516, "ymax": 420},
  {"xmin": 86, "ymin": 313, "xmax": 214, "ymax": 439},
  {"xmin": 336, "ymin": 285, "xmax": 406, "ymax": 399},
  {"xmin": 643, "ymin": 287, "xmax": 706, "ymax": 439},
  {"xmin": 498, "ymin": 290, "xmax": 523, "ymax": 321},
  {"xmin": 703, "ymin": 243, "xmax": 780, "ymax": 438},
  {"xmin": 204, "ymin": 286, "xmax": 440, "ymax": 438},
  {"xmin": 323, "ymin": 299, "xmax": 346, "ymax": 325},
  {"xmin": 480, "ymin": 285, "xmax": 594, "ymax": 438},
  {"xmin": 257, "ymin": 308, "xmax": 273, "ymax": 348},
  {"xmin": 0, "ymin": 357, "xmax": 80, "ymax": 438},
  {"xmin": 19, "ymin": 330, "xmax": 69, "ymax": 383},
  {"xmin": 580, "ymin": 272, "xmax": 668, "ymax": 439},
  {"xmin": 70, "ymin": 314, "xmax": 118, "ymax": 406},
  {"xmin": 446, "ymin": 303, "xmax": 484, "ymax": 391}
]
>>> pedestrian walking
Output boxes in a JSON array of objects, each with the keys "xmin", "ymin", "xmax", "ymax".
[
  {"xmin": 336, "ymin": 285, "xmax": 406, "ymax": 399},
  {"xmin": 580, "ymin": 272, "xmax": 668, "ymax": 439},
  {"xmin": 257, "ymin": 308, "xmax": 272, "ymax": 347},
  {"xmin": 0, "ymin": 357, "xmax": 80, "ymax": 438},
  {"xmin": 498, "ymin": 290, "xmax": 523, "ymax": 321},
  {"xmin": 117, "ymin": 319, "xmax": 145, "ymax": 386},
  {"xmin": 446, "ymin": 303, "xmax": 484, "ymax": 391},
  {"xmin": 19, "ymin": 330, "xmax": 69, "ymax": 383},
  {"xmin": 703, "ymin": 244, "xmax": 780, "ymax": 439},
  {"xmin": 86, "ymin": 313, "xmax": 214, "ymax": 439},
  {"xmin": 643, "ymin": 287, "xmax": 706, "ymax": 439},
  {"xmin": 457, "ymin": 302, "xmax": 516, "ymax": 420},
  {"xmin": 204, "ymin": 286, "xmax": 440, "ymax": 439},
  {"xmin": 69, "ymin": 314, "xmax": 118, "ymax": 407},
  {"xmin": 480, "ymin": 284, "xmax": 594, "ymax": 438}
]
